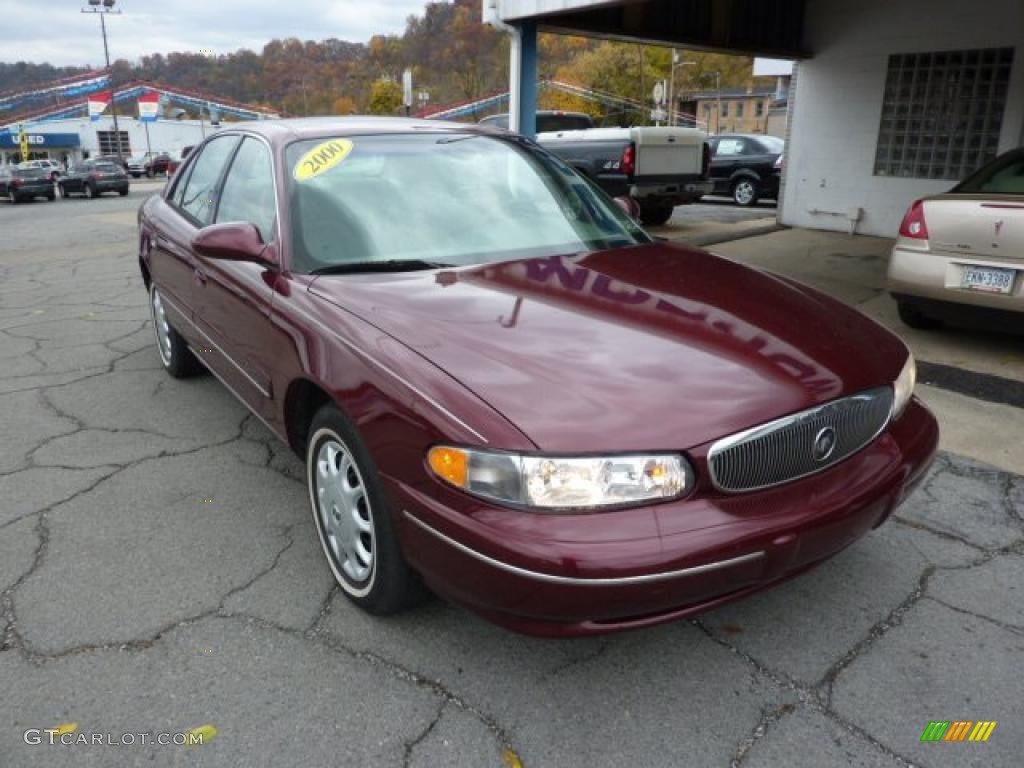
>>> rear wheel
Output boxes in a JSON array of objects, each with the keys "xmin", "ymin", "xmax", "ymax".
[
  {"xmin": 732, "ymin": 178, "xmax": 759, "ymax": 207},
  {"xmin": 150, "ymin": 285, "xmax": 201, "ymax": 377},
  {"xmin": 307, "ymin": 403, "xmax": 421, "ymax": 614},
  {"xmin": 638, "ymin": 201, "xmax": 675, "ymax": 226},
  {"xmin": 897, "ymin": 299, "xmax": 943, "ymax": 330}
]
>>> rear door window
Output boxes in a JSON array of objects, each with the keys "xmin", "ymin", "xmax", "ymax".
[
  {"xmin": 715, "ymin": 139, "xmax": 745, "ymax": 156},
  {"xmin": 178, "ymin": 135, "xmax": 240, "ymax": 225}
]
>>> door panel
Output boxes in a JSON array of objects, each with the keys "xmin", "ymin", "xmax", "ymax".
[{"xmin": 192, "ymin": 136, "xmax": 280, "ymax": 416}]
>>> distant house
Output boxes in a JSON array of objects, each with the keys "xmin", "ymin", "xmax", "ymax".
[{"xmin": 679, "ymin": 85, "xmax": 787, "ymax": 137}]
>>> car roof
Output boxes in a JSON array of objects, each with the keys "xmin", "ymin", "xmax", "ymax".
[{"xmin": 213, "ymin": 116, "xmax": 494, "ymax": 145}]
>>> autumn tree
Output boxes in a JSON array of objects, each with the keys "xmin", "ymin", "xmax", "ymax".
[{"xmin": 368, "ymin": 79, "xmax": 402, "ymax": 115}]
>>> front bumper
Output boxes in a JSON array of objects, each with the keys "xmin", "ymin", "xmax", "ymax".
[
  {"xmin": 888, "ymin": 243, "xmax": 1024, "ymax": 312},
  {"xmin": 390, "ymin": 398, "xmax": 939, "ymax": 636}
]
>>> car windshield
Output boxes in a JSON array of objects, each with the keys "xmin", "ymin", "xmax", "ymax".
[
  {"xmin": 94, "ymin": 162, "xmax": 119, "ymax": 172},
  {"xmin": 286, "ymin": 132, "xmax": 648, "ymax": 273},
  {"xmin": 16, "ymin": 168, "xmax": 46, "ymax": 178},
  {"xmin": 954, "ymin": 151, "xmax": 1024, "ymax": 195}
]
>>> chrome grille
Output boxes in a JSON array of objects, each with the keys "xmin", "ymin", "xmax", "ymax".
[{"xmin": 708, "ymin": 387, "xmax": 894, "ymax": 493}]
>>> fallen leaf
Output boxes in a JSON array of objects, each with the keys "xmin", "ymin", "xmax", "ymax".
[{"xmin": 185, "ymin": 724, "xmax": 218, "ymax": 746}]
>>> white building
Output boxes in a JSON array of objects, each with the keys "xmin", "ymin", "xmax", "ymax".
[
  {"xmin": 484, "ymin": 0, "xmax": 1024, "ymax": 237},
  {"xmin": 1, "ymin": 115, "xmax": 221, "ymax": 167}
]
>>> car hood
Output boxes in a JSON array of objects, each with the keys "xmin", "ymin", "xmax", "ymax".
[{"xmin": 309, "ymin": 243, "xmax": 906, "ymax": 452}]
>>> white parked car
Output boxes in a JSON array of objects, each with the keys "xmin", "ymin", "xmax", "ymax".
[{"xmin": 17, "ymin": 159, "xmax": 63, "ymax": 182}]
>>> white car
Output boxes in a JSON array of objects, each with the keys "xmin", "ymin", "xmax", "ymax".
[
  {"xmin": 17, "ymin": 159, "xmax": 63, "ymax": 182},
  {"xmin": 126, "ymin": 155, "xmax": 149, "ymax": 178}
]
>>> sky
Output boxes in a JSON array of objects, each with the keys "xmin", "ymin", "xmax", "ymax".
[{"xmin": 4, "ymin": 0, "xmax": 430, "ymax": 67}]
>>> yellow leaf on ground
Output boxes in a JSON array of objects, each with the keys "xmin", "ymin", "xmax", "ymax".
[
  {"xmin": 185, "ymin": 724, "xmax": 219, "ymax": 746},
  {"xmin": 502, "ymin": 747, "xmax": 524, "ymax": 768}
]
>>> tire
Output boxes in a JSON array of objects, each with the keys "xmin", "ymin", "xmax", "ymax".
[
  {"xmin": 150, "ymin": 285, "xmax": 201, "ymax": 378},
  {"xmin": 639, "ymin": 201, "xmax": 675, "ymax": 227},
  {"xmin": 118, "ymin": 188, "xmax": 129, "ymax": 197},
  {"xmin": 897, "ymin": 299, "xmax": 943, "ymax": 330},
  {"xmin": 84, "ymin": 183, "xmax": 96, "ymax": 199},
  {"xmin": 307, "ymin": 403, "xmax": 421, "ymax": 615},
  {"xmin": 731, "ymin": 178, "xmax": 759, "ymax": 207},
  {"xmin": 46, "ymin": 190, "xmax": 56, "ymax": 201},
  {"xmin": 146, "ymin": 169, "xmax": 154, "ymax": 179}
]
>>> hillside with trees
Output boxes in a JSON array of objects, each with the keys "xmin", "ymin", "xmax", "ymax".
[{"xmin": 1, "ymin": 0, "xmax": 763, "ymax": 123}]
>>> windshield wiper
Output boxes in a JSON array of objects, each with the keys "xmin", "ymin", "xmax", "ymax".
[{"xmin": 311, "ymin": 259, "xmax": 453, "ymax": 275}]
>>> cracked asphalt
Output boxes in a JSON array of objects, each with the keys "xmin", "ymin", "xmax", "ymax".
[{"xmin": 1, "ymin": 185, "xmax": 1022, "ymax": 768}]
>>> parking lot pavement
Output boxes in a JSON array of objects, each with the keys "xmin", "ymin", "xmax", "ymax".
[
  {"xmin": 653, "ymin": 198, "xmax": 779, "ymax": 246},
  {"xmin": 1, "ymin": 191, "xmax": 1022, "ymax": 767}
]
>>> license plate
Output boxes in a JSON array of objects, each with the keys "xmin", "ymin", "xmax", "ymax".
[{"xmin": 961, "ymin": 266, "xmax": 1015, "ymax": 294}]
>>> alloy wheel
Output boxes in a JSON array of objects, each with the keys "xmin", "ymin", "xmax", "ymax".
[
  {"xmin": 313, "ymin": 436, "xmax": 376, "ymax": 587},
  {"xmin": 734, "ymin": 180, "xmax": 756, "ymax": 206},
  {"xmin": 150, "ymin": 287, "xmax": 173, "ymax": 366}
]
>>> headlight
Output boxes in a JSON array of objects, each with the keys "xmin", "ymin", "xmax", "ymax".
[
  {"xmin": 892, "ymin": 352, "xmax": 916, "ymax": 418},
  {"xmin": 427, "ymin": 446, "xmax": 693, "ymax": 511}
]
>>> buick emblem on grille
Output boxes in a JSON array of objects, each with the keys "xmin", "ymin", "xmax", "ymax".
[{"xmin": 812, "ymin": 426, "xmax": 837, "ymax": 463}]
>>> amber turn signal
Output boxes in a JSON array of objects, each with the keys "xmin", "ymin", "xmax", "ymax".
[{"xmin": 428, "ymin": 446, "xmax": 469, "ymax": 488}]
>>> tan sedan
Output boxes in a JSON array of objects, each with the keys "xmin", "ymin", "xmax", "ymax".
[{"xmin": 888, "ymin": 148, "xmax": 1024, "ymax": 329}]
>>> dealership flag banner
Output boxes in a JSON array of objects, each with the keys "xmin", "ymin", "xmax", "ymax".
[
  {"xmin": 88, "ymin": 92, "xmax": 110, "ymax": 122},
  {"xmin": 138, "ymin": 91, "xmax": 159, "ymax": 122}
]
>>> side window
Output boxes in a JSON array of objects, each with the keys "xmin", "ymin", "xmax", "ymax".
[
  {"xmin": 716, "ymin": 139, "xmax": 743, "ymax": 156},
  {"xmin": 178, "ymin": 136, "xmax": 239, "ymax": 225},
  {"xmin": 216, "ymin": 137, "xmax": 277, "ymax": 242}
]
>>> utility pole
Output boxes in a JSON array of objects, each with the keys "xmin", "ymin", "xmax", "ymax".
[{"xmin": 82, "ymin": 0, "xmax": 123, "ymax": 160}]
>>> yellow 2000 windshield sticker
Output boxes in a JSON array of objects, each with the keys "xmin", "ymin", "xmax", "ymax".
[{"xmin": 294, "ymin": 139, "xmax": 354, "ymax": 181}]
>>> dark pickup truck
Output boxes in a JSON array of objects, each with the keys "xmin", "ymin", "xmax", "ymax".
[{"xmin": 480, "ymin": 112, "xmax": 712, "ymax": 226}]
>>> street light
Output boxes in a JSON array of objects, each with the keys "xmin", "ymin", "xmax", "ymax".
[
  {"xmin": 667, "ymin": 51, "xmax": 696, "ymax": 127},
  {"xmin": 82, "ymin": 0, "xmax": 123, "ymax": 160}
]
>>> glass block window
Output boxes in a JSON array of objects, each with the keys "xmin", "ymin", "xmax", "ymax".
[
  {"xmin": 96, "ymin": 130, "xmax": 131, "ymax": 155},
  {"xmin": 874, "ymin": 47, "xmax": 1014, "ymax": 179}
]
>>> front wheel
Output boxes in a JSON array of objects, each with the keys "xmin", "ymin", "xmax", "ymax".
[
  {"xmin": 638, "ymin": 201, "xmax": 675, "ymax": 227},
  {"xmin": 150, "ymin": 285, "xmax": 201, "ymax": 378},
  {"xmin": 732, "ymin": 178, "xmax": 759, "ymax": 207},
  {"xmin": 307, "ymin": 404, "xmax": 421, "ymax": 615}
]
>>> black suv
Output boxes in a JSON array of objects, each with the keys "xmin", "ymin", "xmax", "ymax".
[{"xmin": 708, "ymin": 134, "xmax": 784, "ymax": 206}]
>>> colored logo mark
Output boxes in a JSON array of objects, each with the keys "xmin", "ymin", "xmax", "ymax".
[{"xmin": 921, "ymin": 721, "xmax": 997, "ymax": 742}]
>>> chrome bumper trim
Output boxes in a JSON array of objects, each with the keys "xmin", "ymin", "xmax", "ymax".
[{"xmin": 403, "ymin": 510, "xmax": 764, "ymax": 586}]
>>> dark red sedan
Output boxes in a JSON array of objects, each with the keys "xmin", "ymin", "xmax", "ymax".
[{"xmin": 138, "ymin": 118, "xmax": 938, "ymax": 636}]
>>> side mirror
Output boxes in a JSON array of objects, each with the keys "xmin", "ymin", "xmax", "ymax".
[
  {"xmin": 191, "ymin": 222, "xmax": 273, "ymax": 266},
  {"xmin": 614, "ymin": 195, "xmax": 641, "ymax": 222}
]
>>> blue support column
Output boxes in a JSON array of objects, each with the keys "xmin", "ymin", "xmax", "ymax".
[{"xmin": 518, "ymin": 20, "xmax": 538, "ymax": 139}]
